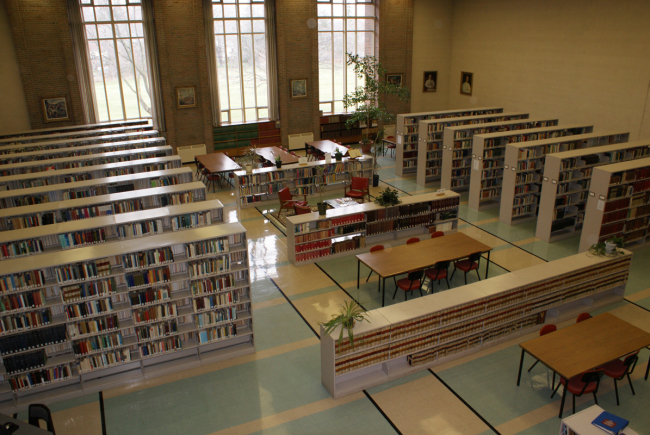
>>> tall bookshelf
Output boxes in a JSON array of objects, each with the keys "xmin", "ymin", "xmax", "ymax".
[
  {"xmin": 321, "ymin": 250, "xmax": 631, "ymax": 398},
  {"xmin": 578, "ymin": 157, "xmax": 650, "ymax": 252},
  {"xmin": 235, "ymin": 158, "xmax": 372, "ymax": 208},
  {"xmin": 467, "ymin": 124, "xmax": 595, "ymax": 211},
  {"xmin": 0, "ymin": 131, "xmax": 160, "ymax": 155},
  {"xmin": 0, "ymin": 156, "xmax": 182, "ymax": 190},
  {"xmin": 0, "ymin": 222, "xmax": 253, "ymax": 411},
  {"xmin": 0, "ymin": 124, "xmax": 154, "ymax": 146},
  {"xmin": 415, "ymin": 112, "xmax": 531, "ymax": 186},
  {"xmin": 0, "ymin": 119, "xmax": 151, "ymax": 141},
  {"xmin": 439, "ymin": 118, "xmax": 560, "ymax": 191},
  {"xmin": 394, "ymin": 107, "xmax": 504, "ymax": 177},
  {"xmin": 286, "ymin": 192, "xmax": 459, "ymax": 265},
  {"xmin": 536, "ymin": 140, "xmax": 650, "ymax": 242},
  {"xmin": 499, "ymin": 131, "xmax": 630, "ymax": 225},
  {"xmin": 0, "ymin": 168, "xmax": 193, "ymax": 209},
  {"xmin": 0, "ymin": 137, "xmax": 166, "ymax": 165},
  {"xmin": 213, "ymin": 121, "xmax": 281, "ymax": 154}
]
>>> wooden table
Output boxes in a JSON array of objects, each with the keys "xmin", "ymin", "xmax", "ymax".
[
  {"xmin": 196, "ymin": 153, "xmax": 240, "ymax": 189},
  {"xmin": 516, "ymin": 313, "xmax": 650, "ymax": 417},
  {"xmin": 0, "ymin": 412, "xmax": 52, "ymax": 434},
  {"xmin": 306, "ymin": 140, "xmax": 349, "ymax": 157},
  {"xmin": 255, "ymin": 146, "xmax": 300, "ymax": 164},
  {"xmin": 356, "ymin": 232, "xmax": 493, "ymax": 307}
]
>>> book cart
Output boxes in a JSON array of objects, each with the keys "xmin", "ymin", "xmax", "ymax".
[
  {"xmin": 395, "ymin": 107, "xmax": 504, "ymax": 177},
  {"xmin": 499, "ymin": 131, "xmax": 630, "ymax": 225},
  {"xmin": 0, "ymin": 222, "xmax": 254, "ymax": 412},
  {"xmin": 0, "ymin": 182, "xmax": 207, "ymax": 231},
  {"xmin": 0, "ymin": 137, "xmax": 167, "ymax": 165},
  {"xmin": 286, "ymin": 192, "xmax": 460, "ymax": 266},
  {"xmin": 0, "ymin": 124, "xmax": 154, "ymax": 146},
  {"xmin": 439, "ymin": 118, "xmax": 560, "ymax": 191},
  {"xmin": 536, "ymin": 140, "xmax": 650, "ymax": 242},
  {"xmin": 0, "ymin": 119, "xmax": 150, "ymax": 141},
  {"xmin": 467, "ymin": 124, "xmax": 595, "ymax": 211},
  {"xmin": 0, "ymin": 168, "xmax": 193, "ymax": 209},
  {"xmin": 415, "ymin": 112, "xmax": 531, "ymax": 187},
  {"xmin": 578, "ymin": 157, "xmax": 650, "ymax": 252},
  {"xmin": 321, "ymin": 249, "xmax": 632, "ymax": 398},
  {"xmin": 0, "ymin": 155, "xmax": 182, "ymax": 190},
  {"xmin": 235, "ymin": 158, "xmax": 372, "ymax": 208}
]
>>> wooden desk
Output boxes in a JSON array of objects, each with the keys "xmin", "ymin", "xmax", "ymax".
[
  {"xmin": 516, "ymin": 313, "xmax": 650, "ymax": 417},
  {"xmin": 0, "ymin": 413, "xmax": 52, "ymax": 434},
  {"xmin": 306, "ymin": 140, "xmax": 349, "ymax": 157},
  {"xmin": 255, "ymin": 147, "xmax": 300, "ymax": 164},
  {"xmin": 196, "ymin": 153, "xmax": 240, "ymax": 173},
  {"xmin": 356, "ymin": 232, "xmax": 493, "ymax": 307}
]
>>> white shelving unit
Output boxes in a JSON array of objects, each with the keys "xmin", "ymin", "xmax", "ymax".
[
  {"xmin": 0, "ymin": 124, "xmax": 154, "ymax": 146},
  {"xmin": 559, "ymin": 405, "xmax": 639, "ymax": 435},
  {"xmin": 0, "ymin": 119, "xmax": 151, "ymax": 141}
]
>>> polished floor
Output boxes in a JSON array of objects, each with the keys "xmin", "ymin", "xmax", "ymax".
[{"xmin": 19, "ymin": 152, "xmax": 650, "ymax": 434}]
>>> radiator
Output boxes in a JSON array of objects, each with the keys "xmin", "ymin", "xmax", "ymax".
[
  {"xmin": 288, "ymin": 132, "xmax": 314, "ymax": 150},
  {"xmin": 177, "ymin": 144, "xmax": 207, "ymax": 163}
]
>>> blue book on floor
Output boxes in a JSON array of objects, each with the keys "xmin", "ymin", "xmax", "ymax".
[{"xmin": 591, "ymin": 411, "xmax": 629, "ymax": 435}]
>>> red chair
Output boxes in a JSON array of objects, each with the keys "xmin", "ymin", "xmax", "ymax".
[
  {"xmin": 366, "ymin": 245, "xmax": 385, "ymax": 284},
  {"xmin": 276, "ymin": 187, "xmax": 308, "ymax": 218},
  {"xmin": 527, "ymin": 324, "xmax": 558, "ymax": 387},
  {"xmin": 344, "ymin": 177, "xmax": 370, "ymax": 203},
  {"xmin": 576, "ymin": 312, "xmax": 591, "ymax": 323},
  {"xmin": 451, "ymin": 252, "xmax": 482, "ymax": 284},
  {"xmin": 430, "ymin": 231, "xmax": 444, "ymax": 239},
  {"xmin": 600, "ymin": 351, "xmax": 639, "ymax": 406},
  {"xmin": 294, "ymin": 204, "xmax": 312, "ymax": 215},
  {"xmin": 384, "ymin": 136, "xmax": 396, "ymax": 157},
  {"xmin": 406, "ymin": 237, "xmax": 420, "ymax": 244},
  {"xmin": 425, "ymin": 260, "xmax": 450, "ymax": 290},
  {"xmin": 554, "ymin": 369, "xmax": 604, "ymax": 418},
  {"xmin": 392, "ymin": 270, "xmax": 424, "ymax": 301},
  {"xmin": 206, "ymin": 173, "xmax": 221, "ymax": 192}
]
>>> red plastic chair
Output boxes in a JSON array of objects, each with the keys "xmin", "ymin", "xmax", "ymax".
[
  {"xmin": 576, "ymin": 312, "xmax": 591, "ymax": 323},
  {"xmin": 276, "ymin": 187, "xmax": 308, "ymax": 218},
  {"xmin": 528, "ymin": 324, "xmax": 558, "ymax": 387},
  {"xmin": 430, "ymin": 231, "xmax": 444, "ymax": 239},
  {"xmin": 554, "ymin": 369, "xmax": 604, "ymax": 418},
  {"xmin": 294, "ymin": 204, "xmax": 312, "ymax": 215},
  {"xmin": 425, "ymin": 260, "xmax": 450, "ymax": 290},
  {"xmin": 344, "ymin": 177, "xmax": 370, "ymax": 203},
  {"xmin": 406, "ymin": 237, "xmax": 420, "ymax": 244},
  {"xmin": 392, "ymin": 270, "xmax": 424, "ymax": 301},
  {"xmin": 385, "ymin": 136, "xmax": 396, "ymax": 157},
  {"xmin": 451, "ymin": 252, "xmax": 482, "ymax": 284},
  {"xmin": 366, "ymin": 245, "xmax": 385, "ymax": 285},
  {"xmin": 600, "ymin": 351, "xmax": 639, "ymax": 406},
  {"xmin": 206, "ymin": 173, "xmax": 221, "ymax": 192}
]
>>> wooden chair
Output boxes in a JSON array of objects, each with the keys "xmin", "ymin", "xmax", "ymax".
[
  {"xmin": 294, "ymin": 204, "xmax": 312, "ymax": 215},
  {"xmin": 392, "ymin": 270, "xmax": 424, "ymax": 301},
  {"xmin": 366, "ymin": 245, "xmax": 385, "ymax": 285},
  {"xmin": 384, "ymin": 137, "xmax": 396, "ymax": 157},
  {"xmin": 344, "ymin": 177, "xmax": 370, "ymax": 203},
  {"xmin": 430, "ymin": 231, "xmax": 444, "ymax": 238},
  {"xmin": 276, "ymin": 187, "xmax": 308, "ymax": 219},
  {"xmin": 451, "ymin": 252, "xmax": 482, "ymax": 284}
]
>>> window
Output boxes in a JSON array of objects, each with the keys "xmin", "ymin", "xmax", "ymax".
[
  {"xmin": 212, "ymin": 0, "xmax": 269, "ymax": 124},
  {"xmin": 318, "ymin": 0, "xmax": 377, "ymax": 114},
  {"xmin": 81, "ymin": 0, "xmax": 151, "ymax": 122}
]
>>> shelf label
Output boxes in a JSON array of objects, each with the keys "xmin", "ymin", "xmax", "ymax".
[
  {"xmin": 552, "ymin": 179, "xmax": 557, "ymax": 184},
  {"xmin": 473, "ymin": 160, "xmax": 479, "ymax": 171},
  {"xmin": 511, "ymin": 167, "xmax": 516, "ymax": 171},
  {"xmin": 472, "ymin": 154, "xmax": 476, "ymax": 158},
  {"xmin": 599, "ymin": 195, "xmax": 606, "ymax": 200},
  {"xmin": 397, "ymin": 136, "xmax": 402, "ymax": 145},
  {"xmin": 589, "ymin": 192, "xmax": 595, "ymax": 197},
  {"xmin": 597, "ymin": 200, "xmax": 605, "ymax": 211},
  {"xmin": 478, "ymin": 156, "xmax": 482, "ymax": 160},
  {"xmin": 437, "ymin": 188, "xmax": 445, "ymax": 193},
  {"xmin": 504, "ymin": 165, "xmax": 509, "ymax": 169}
]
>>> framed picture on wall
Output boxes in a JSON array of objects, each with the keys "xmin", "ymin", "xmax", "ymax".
[
  {"xmin": 460, "ymin": 71, "xmax": 473, "ymax": 96},
  {"xmin": 291, "ymin": 79, "xmax": 307, "ymax": 99},
  {"xmin": 386, "ymin": 74, "xmax": 403, "ymax": 87},
  {"xmin": 176, "ymin": 86, "xmax": 197, "ymax": 109},
  {"xmin": 41, "ymin": 97, "xmax": 70, "ymax": 123},
  {"xmin": 423, "ymin": 71, "xmax": 437, "ymax": 92}
]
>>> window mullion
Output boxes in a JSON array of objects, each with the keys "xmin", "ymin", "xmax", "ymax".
[{"xmin": 130, "ymin": 38, "xmax": 143, "ymax": 119}]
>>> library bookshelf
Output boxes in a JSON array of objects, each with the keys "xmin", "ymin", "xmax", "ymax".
[
  {"xmin": 0, "ymin": 222, "xmax": 254, "ymax": 412},
  {"xmin": 536, "ymin": 140, "xmax": 650, "ymax": 243},
  {"xmin": 286, "ymin": 191, "xmax": 460, "ymax": 266},
  {"xmin": 415, "ymin": 112, "xmax": 531, "ymax": 186},
  {"xmin": 439, "ymin": 118, "xmax": 560, "ymax": 191},
  {"xmin": 0, "ymin": 167, "xmax": 193, "ymax": 209},
  {"xmin": 578, "ymin": 157, "xmax": 650, "ymax": 252},
  {"xmin": 321, "ymin": 249, "xmax": 632, "ymax": 398},
  {"xmin": 213, "ymin": 121, "xmax": 281, "ymax": 154},
  {"xmin": 395, "ymin": 107, "xmax": 504, "ymax": 177},
  {"xmin": 0, "ymin": 155, "xmax": 182, "ymax": 190},
  {"xmin": 0, "ymin": 145, "xmax": 172, "ymax": 176},
  {"xmin": 0, "ymin": 199, "xmax": 224, "ymax": 261},
  {"xmin": 0, "ymin": 124, "xmax": 154, "ymax": 146},
  {"xmin": 0, "ymin": 137, "xmax": 167, "ymax": 165},
  {"xmin": 0, "ymin": 182, "xmax": 207, "ymax": 231},
  {"xmin": 0, "ymin": 130, "xmax": 160, "ymax": 155},
  {"xmin": 235, "ymin": 158, "xmax": 372, "ymax": 208},
  {"xmin": 499, "ymin": 131, "xmax": 630, "ymax": 225},
  {"xmin": 467, "ymin": 124, "xmax": 595, "ymax": 211},
  {"xmin": 0, "ymin": 119, "xmax": 151, "ymax": 141}
]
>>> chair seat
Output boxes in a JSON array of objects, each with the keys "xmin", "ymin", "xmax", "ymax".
[
  {"xmin": 455, "ymin": 259, "xmax": 479, "ymax": 272},
  {"xmin": 396, "ymin": 278, "xmax": 421, "ymax": 291},
  {"xmin": 425, "ymin": 268, "xmax": 447, "ymax": 280},
  {"xmin": 600, "ymin": 359, "xmax": 627, "ymax": 378},
  {"xmin": 387, "ymin": 144, "xmax": 396, "ymax": 149},
  {"xmin": 560, "ymin": 376, "xmax": 598, "ymax": 395},
  {"xmin": 294, "ymin": 200, "xmax": 308, "ymax": 207},
  {"xmin": 345, "ymin": 191, "xmax": 365, "ymax": 199}
]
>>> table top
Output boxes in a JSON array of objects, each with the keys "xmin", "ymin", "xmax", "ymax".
[
  {"xmin": 196, "ymin": 153, "xmax": 241, "ymax": 173},
  {"xmin": 356, "ymin": 232, "xmax": 492, "ymax": 278},
  {"xmin": 255, "ymin": 147, "xmax": 300, "ymax": 164},
  {"xmin": 0, "ymin": 413, "xmax": 52, "ymax": 434},
  {"xmin": 520, "ymin": 313, "xmax": 650, "ymax": 380},
  {"xmin": 306, "ymin": 140, "xmax": 349, "ymax": 156}
]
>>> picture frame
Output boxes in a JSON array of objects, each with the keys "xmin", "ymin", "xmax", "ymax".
[
  {"xmin": 423, "ymin": 71, "xmax": 437, "ymax": 93},
  {"xmin": 386, "ymin": 74, "xmax": 403, "ymax": 87},
  {"xmin": 460, "ymin": 71, "xmax": 473, "ymax": 96},
  {"xmin": 176, "ymin": 86, "xmax": 197, "ymax": 109},
  {"xmin": 41, "ymin": 97, "xmax": 70, "ymax": 123},
  {"xmin": 291, "ymin": 79, "xmax": 307, "ymax": 99}
]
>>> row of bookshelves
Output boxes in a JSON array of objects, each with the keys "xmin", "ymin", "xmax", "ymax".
[{"xmin": 0, "ymin": 119, "xmax": 151, "ymax": 143}]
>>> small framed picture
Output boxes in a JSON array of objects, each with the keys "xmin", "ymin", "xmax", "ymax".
[
  {"xmin": 460, "ymin": 71, "xmax": 473, "ymax": 96},
  {"xmin": 176, "ymin": 86, "xmax": 197, "ymax": 109},
  {"xmin": 386, "ymin": 74, "xmax": 403, "ymax": 87},
  {"xmin": 291, "ymin": 79, "xmax": 307, "ymax": 99},
  {"xmin": 42, "ymin": 97, "xmax": 70, "ymax": 123},
  {"xmin": 423, "ymin": 71, "xmax": 437, "ymax": 92}
]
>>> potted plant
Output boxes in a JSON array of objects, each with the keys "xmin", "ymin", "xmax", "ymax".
[
  {"xmin": 374, "ymin": 186, "xmax": 401, "ymax": 207},
  {"xmin": 334, "ymin": 149, "xmax": 343, "ymax": 162},
  {"xmin": 314, "ymin": 165, "xmax": 328, "ymax": 215},
  {"xmin": 589, "ymin": 237, "xmax": 625, "ymax": 257},
  {"xmin": 343, "ymin": 54, "xmax": 410, "ymax": 184},
  {"xmin": 319, "ymin": 300, "xmax": 370, "ymax": 351},
  {"xmin": 359, "ymin": 138, "xmax": 372, "ymax": 154},
  {"xmin": 605, "ymin": 236, "xmax": 624, "ymax": 254},
  {"xmin": 275, "ymin": 155, "xmax": 282, "ymax": 169},
  {"xmin": 243, "ymin": 146, "xmax": 258, "ymax": 173}
]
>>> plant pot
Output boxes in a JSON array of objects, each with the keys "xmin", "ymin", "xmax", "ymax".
[
  {"xmin": 245, "ymin": 164, "xmax": 253, "ymax": 173},
  {"xmin": 605, "ymin": 241, "xmax": 616, "ymax": 254},
  {"xmin": 335, "ymin": 156, "xmax": 342, "ymax": 162},
  {"xmin": 372, "ymin": 174, "xmax": 379, "ymax": 187},
  {"xmin": 360, "ymin": 141, "xmax": 372, "ymax": 153},
  {"xmin": 343, "ymin": 319, "xmax": 355, "ymax": 329},
  {"xmin": 317, "ymin": 202, "xmax": 328, "ymax": 215},
  {"xmin": 276, "ymin": 161, "xmax": 282, "ymax": 169}
]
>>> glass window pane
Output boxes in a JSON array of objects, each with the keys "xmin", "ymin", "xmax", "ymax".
[
  {"xmin": 116, "ymin": 39, "xmax": 140, "ymax": 119},
  {"xmin": 97, "ymin": 24, "xmax": 113, "ymax": 38},
  {"xmin": 332, "ymin": 4, "xmax": 343, "ymax": 16},
  {"xmin": 230, "ymin": 109, "xmax": 242, "ymax": 123},
  {"xmin": 127, "ymin": 5, "xmax": 142, "ymax": 20},
  {"xmin": 215, "ymin": 35, "xmax": 229, "ymax": 110},
  {"xmin": 333, "ymin": 18, "xmax": 343, "ymax": 31},
  {"xmin": 88, "ymin": 40, "xmax": 109, "ymax": 121},
  {"xmin": 95, "ymin": 0, "xmax": 109, "ymax": 6},
  {"xmin": 94, "ymin": 7, "xmax": 111, "ymax": 21},
  {"xmin": 225, "ymin": 34, "xmax": 242, "ymax": 110},
  {"xmin": 257, "ymin": 108, "xmax": 268, "ymax": 119},
  {"xmin": 223, "ymin": 4, "xmax": 236, "ymax": 17},
  {"xmin": 251, "ymin": 4, "xmax": 264, "ymax": 18},
  {"xmin": 112, "ymin": 6, "xmax": 128, "ymax": 21},
  {"xmin": 224, "ymin": 21, "xmax": 238, "ymax": 34},
  {"xmin": 252, "ymin": 19, "xmax": 264, "ymax": 33},
  {"xmin": 85, "ymin": 24, "xmax": 98, "ymax": 39},
  {"xmin": 245, "ymin": 108, "xmax": 256, "ymax": 122},
  {"xmin": 131, "ymin": 38, "xmax": 151, "ymax": 117},
  {"xmin": 82, "ymin": 7, "xmax": 95, "ymax": 22},
  {"xmin": 320, "ymin": 103, "xmax": 332, "ymax": 114},
  {"xmin": 317, "ymin": 4, "xmax": 332, "ymax": 17},
  {"xmin": 318, "ymin": 32, "xmax": 332, "ymax": 101},
  {"xmin": 130, "ymin": 23, "xmax": 143, "ymax": 37},
  {"xmin": 113, "ymin": 0, "xmax": 127, "ymax": 5},
  {"xmin": 239, "ymin": 4, "xmax": 251, "ymax": 18},
  {"xmin": 334, "ymin": 101, "xmax": 344, "ymax": 113},
  {"xmin": 214, "ymin": 20, "xmax": 224, "ymax": 34},
  {"xmin": 253, "ymin": 33, "xmax": 267, "ymax": 107},
  {"xmin": 318, "ymin": 19, "xmax": 331, "ymax": 31},
  {"xmin": 240, "ymin": 34, "xmax": 256, "ymax": 108},
  {"xmin": 358, "ymin": 18, "xmax": 374, "ymax": 30},
  {"xmin": 332, "ymin": 32, "xmax": 344, "ymax": 102},
  {"xmin": 99, "ymin": 40, "xmax": 125, "ymax": 120},
  {"xmin": 221, "ymin": 111, "xmax": 229, "ymax": 123},
  {"xmin": 357, "ymin": 4, "xmax": 374, "ymax": 16},
  {"xmin": 240, "ymin": 20, "xmax": 251, "ymax": 33},
  {"xmin": 212, "ymin": 5, "xmax": 223, "ymax": 18},
  {"xmin": 115, "ymin": 23, "xmax": 130, "ymax": 37},
  {"xmin": 346, "ymin": 18, "xmax": 355, "ymax": 30}
]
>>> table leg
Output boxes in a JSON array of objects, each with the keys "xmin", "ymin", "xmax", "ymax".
[
  {"xmin": 485, "ymin": 250, "xmax": 491, "ymax": 279},
  {"xmin": 382, "ymin": 278, "xmax": 386, "ymax": 307},
  {"xmin": 645, "ymin": 353, "xmax": 650, "ymax": 381},
  {"xmin": 357, "ymin": 259, "xmax": 360, "ymax": 289},
  {"xmin": 516, "ymin": 348, "xmax": 526, "ymax": 386},
  {"xmin": 558, "ymin": 383, "xmax": 568, "ymax": 418}
]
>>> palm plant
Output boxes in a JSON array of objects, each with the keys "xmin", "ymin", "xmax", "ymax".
[{"xmin": 320, "ymin": 300, "xmax": 371, "ymax": 350}]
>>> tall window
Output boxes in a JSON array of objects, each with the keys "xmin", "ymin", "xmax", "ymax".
[
  {"xmin": 212, "ymin": 0, "xmax": 269, "ymax": 124},
  {"xmin": 318, "ymin": 0, "xmax": 377, "ymax": 114},
  {"xmin": 81, "ymin": 0, "xmax": 152, "ymax": 121}
]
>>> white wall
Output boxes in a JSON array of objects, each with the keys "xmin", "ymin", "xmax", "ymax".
[{"xmin": 0, "ymin": 0, "xmax": 30, "ymax": 134}]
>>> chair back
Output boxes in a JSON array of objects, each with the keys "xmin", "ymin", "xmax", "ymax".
[
  {"xmin": 350, "ymin": 176, "xmax": 368, "ymax": 190},
  {"xmin": 430, "ymin": 231, "xmax": 444, "ymax": 238},
  {"xmin": 576, "ymin": 312, "xmax": 591, "ymax": 323},
  {"xmin": 29, "ymin": 404, "xmax": 55, "ymax": 434},
  {"xmin": 539, "ymin": 324, "xmax": 557, "ymax": 336},
  {"xmin": 278, "ymin": 187, "xmax": 292, "ymax": 202},
  {"xmin": 579, "ymin": 369, "xmax": 604, "ymax": 395},
  {"xmin": 468, "ymin": 252, "xmax": 482, "ymax": 263},
  {"xmin": 406, "ymin": 237, "xmax": 420, "ymax": 245},
  {"xmin": 370, "ymin": 245, "xmax": 384, "ymax": 253},
  {"xmin": 434, "ymin": 260, "xmax": 450, "ymax": 271},
  {"xmin": 407, "ymin": 270, "xmax": 424, "ymax": 282},
  {"xmin": 623, "ymin": 351, "xmax": 640, "ymax": 372},
  {"xmin": 294, "ymin": 204, "xmax": 312, "ymax": 215}
]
